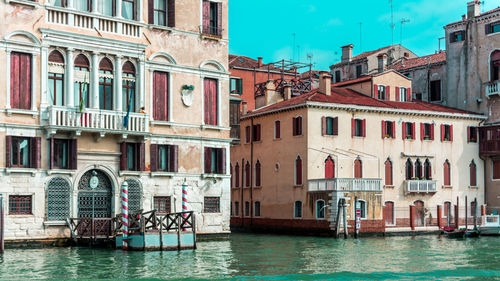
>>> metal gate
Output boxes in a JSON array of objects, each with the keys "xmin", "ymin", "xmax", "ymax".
[
  {"xmin": 126, "ymin": 178, "xmax": 142, "ymax": 214},
  {"xmin": 78, "ymin": 170, "xmax": 112, "ymax": 218}
]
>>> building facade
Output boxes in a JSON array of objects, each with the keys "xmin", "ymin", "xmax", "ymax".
[
  {"xmin": 230, "ymin": 72, "xmax": 485, "ymax": 234},
  {"xmin": 1, "ymin": 0, "xmax": 230, "ymax": 240}
]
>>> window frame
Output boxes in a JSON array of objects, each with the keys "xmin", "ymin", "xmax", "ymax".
[
  {"xmin": 122, "ymin": 0, "xmax": 137, "ymax": 20},
  {"xmin": 52, "ymin": 138, "xmax": 70, "ymax": 170},
  {"xmin": 9, "ymin": 195, "xmax": 32, "ymax": 215},
  {"xmin": 244, "ymin": 201, "xmax": 250, "ymax": 217},
  {"xmin": 353, "ymin": 118, "xmax": 365, "ymax": 138},
  {"xmin": 230, "ymin": 77, "xmax": 242, "ymax": 95},
  {"xmin": 493, "ymin": 159, "xmax": 500, "ymax": 181},
  {"xmin": 203, "ymin": 196, "xmax": 220, "ymax": 213},
  {"xmin": 450, "ymin": 30, "xmax": 465, "ymax": 43},
  {"xmin": 399, "ymin": 87, "xmax": 408, "ymax": 102},
  {"xmin": 294, "ymin": 201, "xmax": 302, "ymax": 219},
  {"xmin": 378, "ymin": 85, "xmax": 386, "ymax": 100},
  {"xmin": 254, "ymin": 201, "xmax": 261, "ymax": 217},
  {"xmin": 357, "ymin": 199, "xmax": 367, "ymax": 219},
  {"xmin": 294, "ymin": 155, "xmax": 303, "ymax": 186},
  {"xmin": 429, "ymin": 80, "xmax": 441, "ymax": 102},
  {"xmin": 10, "ymin": 137, "xmax": 31, "ymax": 168},
  {"xmin": 274, "ymin": 120, "xmax": 281, "ymax": 139},
  {"xmin": 316, "ymin": 199, "xmax": 325, "ymax": 219},
  {"xmin": 292, "ymin": 116, "xmax": 303, "ymax": 136},
  {"xmin": 443, "ymin": 159, "xmax": 452, "ymax": 187},
  {"xmin": 153, "ymin": 196, "xmax": 171, "ymax": 214}
]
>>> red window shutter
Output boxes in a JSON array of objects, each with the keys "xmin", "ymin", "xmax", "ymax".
[
  {"xmin": 470, "ymin": 163, "xmax": 477, "ymax": 186},
  {"xmin": 296, "ymin": 157, "xmax": 302, "ymax": 185},
  {"xmin": 10, "ymin": 53, "xmax": 20, "ymax": 109},
  {"xmin": 467, "ymin": 126, "xmax": 471, "ymax": 143},
  {"xmin": 153, "ymin": 71, "xmax": 168, "ymax": 121},
  {"xmin": 49, "ymin": 138, "xmax": 54, "ymax": 170},
  {"xmin": 255, "ymin": 162, "xmax": 261, "ymax": 186},
  {"xmin": 30, "ymin": 137, "xmax": 41, "ymax": 169},
  {"xmin": 120, "ymin": 142, "xmax": 127, "ymax": 171},
  {"xmin": 444, "ymin": 161, "xmax": 450, "ymax": 186},
  {"xmin": 354, "ymin": 159, "xmax": 362, "ymax": 178},
  {"xmin": 392, "ymin": 121, "xmax": 396, "ymax": 138},
  {"xmin": 298, "ymin": 116, "xmax": 302, "ymax": 135},
  {"xmin": 150, "ymin": 144, "xmax": 158, "ymax": 172},
  {"xmin": 235, "ymin": 164, "xmax": 240, "ymax": 187},
  {"xmin": 450, "ymin": 124, "xmax": 453, "ymax": 142},
  {"xmin": 395, "ymin": 86, "xmax": 400, "ymax": 101},
  {"xmin": 386, "ymin": 86, "xmax": 391, "ymax": 100},
  {"xmin": 373, "ymin": 84, "xmax": 378, "ymax": 98},
  {"xmin": 216, "ymin": 2, "xmax": 222, "ymax": 36},
  {"xmin": 412, "ymin": 123, "xmax": 415, "ymax": 140},
  {"xmin": 402, "ymin": 122, "xmax": 406, "ymax": 139},
  {"xmin": 325, "ymin": 157, "xmax": 334, "ymax": 179},
  {"xmin": 440, "ymin": 124, "xmax": 444, "ymax": 142},
  {"xmin": 292, "ymin": 117, "xmax": 297, "ymax": 136},
  {"xmin": 202, "ymin": 0, "xmax": 210, "ymax": 33},
  {"xmin": 430, "ymin": 124, "xmax": 435, "ymax": 140},
  {"xmin": 204, "ymin": 78, "xmax": 218, "ymax": 126},
  {"xmin": 407, "ymin": 88, "xmax": 411, "ymax": 101},
  {"xmin": 321, "ymin": 116, "xmax": 326, "ymax": 136},
  {"xmin": 257, "ymin": 124, "xmax": 261, "ymax": 141},
  {"xmin": 351, "ymin": 118, "xmax": 355, "ymax": 137},
  {"xmin": 204, "ymin": 147, "xmax": 211, "ymax": 173},
  {"xmin": 362, "ymin": 119, "xmax": 366, "ymax": 137},
  {"xmin": 167, "ymin": 0, "xmax": 175, "ymax": 27},
  {"xmin": 245, "ymin": 126, "xmax": 250, "ymax": 143},
  {"xmin": 139, "ymin": 143, "xmax": 145, "ymax": 171},
  {"xmin": 217, "ymin": 148, "xmax": 226, "ymax": 174},
  {"xmin": 148, "ymin": 0, "xmax": 154, "ymax": 24},
  {"xmin": 5, "ymin": 136, "xmax": 11, "ymax": 168},
  {"xmin": 385, "ymin": 161, "xmax": 392, "ymax": 186},
  {"xmin": 70, "ymin": 139, "xmax": 77, "ymax": 170},
  {"xmin": 381, "ymin": 120, "xmax": 386, "ymax": 139},
  {"xmin": 21, "ymin": 53, "xmax": 31, "ymax": 110},
  {"xmin": 333, "ymin": 117, "xmax": 338, "ymax": 135},
  {"xmin": 275, "ymin": 121, "xmax": 280, "ymax": 138},
  {"xmin": 420, "ymin": 123, "xmax": 424, "ymax": 140},
  {"xmin": 493, "ymin": 160, "xmax": 500, "ymax": 180},
  {"xmin": 245, "ymin": 162, "xmax": 250, "ymax": 187}
]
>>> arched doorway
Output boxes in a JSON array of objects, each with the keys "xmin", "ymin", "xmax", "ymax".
[
  {"xmin": 414, "ymin": 200, "xmax": 425, "ymax": 227},
  {"xmin": 77, "ymin": 169, "xmax": 113, "ymax": 218}
]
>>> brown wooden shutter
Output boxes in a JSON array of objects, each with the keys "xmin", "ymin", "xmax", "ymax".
[
  {"xmin": 470, "ymin": 162, "xmax": 477, "ymax": 186},
  {"xmin": 120, "ymin": 142, "xmax": 127, "ymax": 171},
  {"xmin": 170, "ymin": 145, "xmax": 178, "ymax": 172},
  {"xmin": 216, "ymin": 2, "xmax": 222, "ymax": 36},
  {"xmin": 450, "ymin": 124, "xmax": 453, "ymax": 142},
  {"xmin": 204, "ymin": 147, "xmax": 211, "ymax": 173},
  {"xmin": 5, "ymin": 136, "xmax": 11, "ymax": 168},
  {"xmin": 217, "ymin": 148, "xmax": 226, "ymax": 174},
  {"xmin": 420, "ymin": 123, "xmax": 424, "ymax": 140},
  {"xmin": 275, "ymin": 121, "xmax": 280, "ymax": 138},
  {"xmin": 493, "ymin": 160, "xmax": 500, "ymax": 180},
  {"xmin": 167, "ymin": 0, "xmax": 175, "ymax": 27},
  {"xmin": 362, "ymin": 119, "xmax": 366, "ymax": 137},
  {"xmin": 373, "ymin": 84, "xmax": 378, "ymax": 98},
  {"xmin": 150, "ymin": 144, "xmax": 158, "ymax": 172},
  {"xmin": 381, "ymin": 120, "xmax": 386, "ymax": 139},
  {"xmin": 298, "ymin": 117, "xmax": 302, "ymax": 135},
  {"xmin": 49, "ymin": 138, "xmax": 54, "ymax": 170},
  {"xmin": 296, "ymin": 157, "xmax": 302, "ymax": 185},
  {"xmin": 385, "ymin": 160, "xmax": 392, "ymax": 186},
  {"xmin": 292, "ymin": 117, "xmax": 297, "ymax": 136},
  {"xmin": 486, "ymin": 23, "xmax": 491, "ymax": 35},
  {"xmin": 321, "ymin": 116, "xmax": 326, "ymax": 136},
  {"xmin": 402, "ymin": 122, "xmax": 406, "ymax": 139},
  {"xmin": 392, "ymin": 121, "xmax": 396, "ymax": 138},
  {"xmin": 202, "ymin": 0, "xmax": 210, "ymax": 33},
  {"xmin": 70, "ymin": 139, "xmax": 78, "ymax": 170},
  {"xmin": 412, "ymin": 122, "xmax": 415, "ymax": 140},
  {"xmin": 440, "ymin": 124, "xmax": 444, "ymax": 142},
  {"xmin": 430, "ymin": 124, "xmax": 435, "ymax": 140},
  {"xmin": 351, "ymin": 118, "xmax": 355, "ymax": 137},
  {"xmin": 257, "ymin": 124, "xmax": 261, "ymax": 141},
  {"xmin": 395, "ymin": 86, "xmax": 400, "ymax": 101},
  {"xmin": 467, "ymin": 126, "xmax": 471, "ymax": 143},
  {"xmin": 386, "ymin": 86, "xmax": 391, "ymax": 100},
  {"xmin": 148, "ymin": 0, "xmax": 154, "ymax": 24},
  {"xmin": 443, "ymin": 161, "xmax": 450, "ymax": 186},
  {"xmin": 139, "ymin": 142, "xmax": 145, "ymax": 171},
  {"xmin": 407, "ymin": 88, "xmax": 411, "ymax": 101},
  {"xmin": 333, "ymin": 117, "xmax": 338, "ymax": 135},
  {"xmin": 31, "ymin": 137, "xmax": 41, "ymax": 169}
]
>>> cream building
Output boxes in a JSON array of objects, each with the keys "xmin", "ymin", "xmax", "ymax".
[
  {"xmin": 0, "ymin": 0, "xmax": 230, "ymax": 240},
  {"xmin": 230, "ymin": 72, "xmax": 485, "ymax": 234}
]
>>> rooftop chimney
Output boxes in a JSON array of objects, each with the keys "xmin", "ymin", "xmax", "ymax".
[
  {"xmin": 257, "ymin": 57, "xmax": 263, "ymax": 68},
  {"xmin": 341, "ymin": 44, "xmax": 354, "ymax": 63},
  {"xmin": 377, "ymin": 53, "xmax": 387, "ymax": 73},
  {"xmin": 467, "ymin": 1, "xmax": 481, "ymax": 19},
  {"xmin": 283, "ymin": 84, "xmax": 292, "ymax": 101},
  {"xmin": 319, "ymin": 72, "xmax": 332, "ymax": 96}
]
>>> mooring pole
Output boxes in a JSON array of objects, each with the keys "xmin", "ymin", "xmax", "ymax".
[
  {"xmin": 342, "ymin": 199, "xmax": 348, "ymax": 239},
  {"xmin": 354, "ymin": 197, "xmax": 359, "ymax": 239},
  {"xmin": 121, "ymin": 181, "xmax": 129, "ymax": 250},
  {"xmin": 0, "ymin": 194, "xmax": 4, "ymax": 253},
  {"xmin": 474, "ymin": 198, "xmax": 478, "ymax": 229},
  {"xmin": 182, "ymin": 179, "xmax": 188, "ymax": 231},
  {"xmin": 465, "ymin": 196, "xmax": 468, "ymax": 230}
]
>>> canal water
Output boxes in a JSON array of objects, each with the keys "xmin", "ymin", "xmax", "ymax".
[{"xmin": 1, "ymin": 234, "xmax": 500, "ymax": 280}]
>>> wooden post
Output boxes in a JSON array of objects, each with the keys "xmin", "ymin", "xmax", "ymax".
[
  {"xmin": 354, "ymin": 197, "xmax": 359, "ymax": 239},
  {"xmin": 121, "ymin": 181, "xmax": 129, "ymax": 250},
  {"xmin": 465, "ymin": 196, "xmax": 468, "ymax": 230},
  {"xmin": 177, "ymin": 214, "xmax": 181, "ymax": 250},
  {"xmin": 0, "ymin": 195, "xmax": 4, "ymax": 253},
  {"xmin": 474, "ymin": 198, "xmax": 478, "ymax": 229},
  {"xmin": 159, "ymin": 215, "xmax": 163, "ymax": 251},
  {"xmin": 454, "ymin": 205, "xmax": 459, "ymax": 229},
  {"xmin": 335, "ymin": 199, "xmax": 342, "ymax": 239},
  {"xmin": 192, "ymin": 212, "xmax": 197, "ymax": 250},
  {"xmin": 410, "ymin": 205, "xmax": 415, "ymax": 230},
  {"xmin": 437, "ymin": 205, "xmax": 442, "ymax": 229},
  {"xmin": 342, "ymin": 199, "xmax": 348, "ymax": 239},
  {"xmin": 481, "ymin": 205, "xmax": 486, "ymax": 216},
  {"xmin": 456, "ymin": 196, "xmax": 459, "ymax": 229}
]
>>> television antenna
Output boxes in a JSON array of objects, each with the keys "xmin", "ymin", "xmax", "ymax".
[
  {"xmin": 359, "ymin": 22, "xmax": 363, "ymax": 52},
  {"xmin": 389, "ymin": 0, "xmax": 395, "ymax": 45},
  {"xmin": 400, "ymin": 18, "xmax": 410, "ymax": 46}
]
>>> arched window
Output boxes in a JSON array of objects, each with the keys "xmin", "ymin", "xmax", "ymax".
[
  {"xmin": 316, "ymin": 200, "xmax": 325, "ymax": 219},
  {"xmin": 424, "ymin": 159, "xmax": 432, "ymax": 180},
  {"xmin": 255, "ymin": 160, "xmax": 261, "ymax": 187},
  {"xmin": 406, "ymin": 159, "xmax": 414, "ymax": 180},
  {"xmin": 122, "ymin": 61, "xmax": 136, "ymax": 112},
  {"xmin": 126, "ymin": 178, "xmax": 142, "ymax": 214},
  {"xmin": 46, "ymin": 177, "xmax": 71, "ymax": 221},
  {"xmin": 235, "ymin": 162, "xmax": 240, "ymax": 187},
  {"xmin": 295, "ymin": 156, "xmax": 302, "ymax": 185},
  {"xmin": 99, "ymin": 58, "xmax": 114, "ymax": 110},
  {"xmin": 294, "ymin": 201, "xmax": 302, "ymax": 218},
  {"xmin": 415, "ymin": 159, "xmax": 423, "ymax": 179},
  {"xmin": 48, "ymin": 50, "xmax": 65, "ymax": 106},
  {"xmin": 384, "ymin": 158, "xmax": 393, "ymax": 186},
  {"xmin": 245, "ymin": 161, "xmax": 250, "ymax": 187},
  {"xmin": 443, "ymin": 160, "xmax": 451, "ymax": 186},
  {"xmin": 244, "ymin": 201, "xmax": 249, "ymax": 216},
  {"xmin": 354, "ymin": 158, "xmax": 362, "ymax": 178},
  {"xmin": 74, "ymin": 54, "xmax": 90, "ymax": 109},
  {"xmin": 491, "ymin": 50, "xmax": 500, "ymax": 81},
  {"xmin": 470, "ymin": 160, "xmax": 477, "ymax": 187},
  {"xmin": 325, "ymin": 156, "xmax": 335, "ymax": 179}
]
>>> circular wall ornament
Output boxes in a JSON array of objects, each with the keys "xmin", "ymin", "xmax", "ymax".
[
  {"xmin": 89, "ymin": 175, "xmax": 99, "ymax": 189},
  {"xmin": 181, "ymin": 85, "xmax": 195, "ymax": 107}
]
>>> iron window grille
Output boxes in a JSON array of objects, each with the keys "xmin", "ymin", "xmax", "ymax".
[
  {"xmin": 9, "ymin": 195, "xmax": 32, "ymax": 215},
  {"xmin": 204, "ymin": 197, "xmax": 220, "ymax": 213}
]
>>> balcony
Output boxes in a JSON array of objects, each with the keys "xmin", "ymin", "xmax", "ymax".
[
  {"xmin": 480, "ymin": 125, "xmax": 500, "ymax": 155},
  {"xmin": 486, "ymin": 81, "xmax": 500, "ymax": 98},
  {"xmin": 308, "ymin": 178, "xmax": 382, "ymax": 192},
  {"xmin": 405, "ymin": 180, "xmax": 437, "ymax": 193},
  {"xmin": 47, "ymin": 106, "xmax": 149, "ymax": 137}
]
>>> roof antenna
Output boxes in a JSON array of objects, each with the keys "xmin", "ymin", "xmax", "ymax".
[
  {"xmin": 292, "ymin": 33, "xmax": 296, "ymax": 61},
  {"xmin": 389, "ymin": 0, "xmax": 395, "ymax": 45},
  {"xmin": 359, "ymin": 22, "xmax": 363, "ymax": 52}
]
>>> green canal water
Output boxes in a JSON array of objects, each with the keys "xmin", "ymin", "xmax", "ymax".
[{"xmin": 1, "ymin": 234, "xmax": 500, "ymax": 280}]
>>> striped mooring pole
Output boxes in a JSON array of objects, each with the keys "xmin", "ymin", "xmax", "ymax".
[
  {"xmin": 121, "ymin": 181, "xmax": 129, "ymax": 250},
  {"xmin": 182, "ymin": 179, "xmax": 188, "ymax": 230}
]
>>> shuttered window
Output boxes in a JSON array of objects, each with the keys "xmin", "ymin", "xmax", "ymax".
[
  {"xmin": 235, "ymin": 162, "xmax": 240, "ymax": 187},
  {"xmin": 252, "ymin": 124, "xmax": 261, "ymax": 141},
  {"xmin": 245, "ymin": 161, "xmax": 250, "ymax": 187},
  {"xmin": 149, "ymin": 0, "xmax": 175, "ymax": 27},
  {"xmin": 254, "ymin": 201, "xmax": 261, "ymax": 217},
  {"xmin": 120, "ymin": 142, "xmax": 145, "ymax": 171},
  {"xmin": 50, "ymin": 138, "xmax": 77, "ymax": 170},
  {"xmin": 7, "ymin": 136, "xmax": 40, "ymax": 169},
  {"xmin": 292, "ymin": 116, "xmax": 302, "ymax": 136},
  {"xmin": 204, "ymin": 147, "xmax": 226, "ymax": 174},
  {"xmin": 385, "ymin": 159, "xmax": 393, "ymax": 186},
  {"xmin": 450, "ymin": 30, "xmax": 465, "ymax": 43},
  {"xmin": 153, "ymin": 71, "xmax": 169, "ymax": 121},
  {"xmin": 354, "ymin": 159, "xmax": 362, "ymax": 178},
  {"xmin": 150, "ymin": 144, "xmax": 178, "ymax": 173},
  {"xmin": 421, "ymin": 123, "xmax": 434, "ymax": 140},
  {"xmin": 244, "ymin": 201, "xmax": 249, "ymax": 216},
  {"xmin": 325, "ymin": 156, "xmax": 335, "ymax": 179},
  {"xmin": 424, "ymin": 159, "xmax": 432, "ymax": 180},
  {"xmin": 441, "ymin": 124, "xmax": 453, "ymax": 142},
  {"xmin": 352, "ymin": 118, "xmax": 366, "ymax": 137},
  {"xmin": 230, "ymin": 78, "xmax": 242, "ymax": 95},
  {"xmin": 405, "ymin": 159, "xmax": 413, "ymax": 180},
  {"xmin": 274, "ymin": 120, "xmax": 281, "ymax": 139},
  {"xmin": 295, "ymin": 156, "xmax": 302, "ymax": 185},
  {"xmin": 255, "ymin": 160, "xmax": 261, "ymax": 187},
  {"xmin": 468, "ymin": 126, "xmax": 478, "ymax": 143},
  {"xmin": 443, "ymin": 160, "xmax": 451, "ymax": 186},
  {"xmin": 202, "ymin": 0, "xmax": 222, "ymax": 36},
  {"xmin": 204, "ymin": 78, "xmax": 218, "ymax": 125},
  {"xmin": 470, "ymin": 160, "xmax": 477, "ymax": 187},
  {"xmin": 381, "ymin": 121, "xmax": 395, "ymax": 139},
  {"xmin": 493, "ymin": 160, "xmax": 500, "ymax": 180},
  {"xmin": 402, "ymin": 122, "xmax": 416, "ymax": 140},
  {"xmin": 322, "ymin": 117, "xmax": 338, "ymax": 136},
  {"xmin": 10, "ymin": 52, "xmax": 31, "ymax": 110}
]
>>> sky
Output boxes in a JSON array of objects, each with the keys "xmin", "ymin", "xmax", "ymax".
[{"xmin": 228, "ymin": 0, "xmax": 500, "ymax": 70}]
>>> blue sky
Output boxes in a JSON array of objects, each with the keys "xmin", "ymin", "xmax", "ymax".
[{"xmin": 229, "ymin": 0, "xmax": 500, "ymax": 70}]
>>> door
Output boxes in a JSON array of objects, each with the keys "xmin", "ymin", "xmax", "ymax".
[
  {"xmin": 78, "ymin": 169, "xmax": 112, "ymax": 218},
  {"xmin": 414, "ymin": 200, "xmax": 425, "ymax": 227},
  {"xmin": 384, "ymin": 202, "xmax": 394, "ymax": 226}
]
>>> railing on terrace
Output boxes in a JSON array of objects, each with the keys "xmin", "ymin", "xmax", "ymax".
[
  {"xmin": 485, "ymin": 81, "xmax": 500, "ymax": 98},
  {"xmin": 308, "ymin": 178, "xmax": 382, "ymax": 192},
  {"xmin": 254, "ymin": 78, "xmax": 313, "ymax": 98},
  {"xmin": 46, "ymin": 6, "xmax": 142, "ymax": 37},
  {"xmin": 48, "ymin": 106, "xmax": 149, "ymax": 133},
  {"xmin": 201, "ymin": 25, "xmax": 223, "ymax": 37},
  {"xmin": 480, "ymin": 125, "xmax": 500, "ymax": 155},
  {"xmin": 405, "ymin": 180, "xmax": 437, "ymax": 193}
]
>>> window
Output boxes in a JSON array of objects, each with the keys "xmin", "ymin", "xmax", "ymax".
[
  {"xmin": 234, "ymin": 201, "xmax": 239, "ymax": 216},
  {"xmin": 122, "ymin": 0, "xmax": 136, "ymax": 20},
  {"xmin": 150, "ymin": 144, "xmax": 178, "ymax": 172},
  {"xmin": 421, "ymin": 123, "xmax": 434, "ymax": 140},
  {"xmin": 322, "ymin": 117, "xmax": 338, "ymax": 136},
  {"xmin": 254, "ymin": 201, "xmax": 261, "ymax": 217},
  {"xmin": 235, "ymin": 162, "xmax": 240, "ymax": 187},
  {"xmin": 204, "ymin": 147, "xmax": 226, "ymax": 174},
  {"xmin": 204, "ymin": 78, "xmax": 218, "ymax": 125},
  {"xmin": 490, "ymin": 50, "xmax": 500, "ymax": 81},
  {"xmin": 46, "ymin": 177, "xmax": 71, "ymax": 221},
  {"xmin": 292, "ymin": 116, "xmax": 302, "ymax": 136},
  {"xmin": 406, "ymin": 159, "xmax": 414, "ymax": 180},
  {"xmin": 51, "ymin": 139, "xmax": 75, "ymax": 170},
  {"xmin": 316, "ymin": 200, "xmax": 325, "ymax": 219},
  {"xmin": 354, "ymin": 158, "xmax": 362, "ymax": 178},
  {"xmin": 470, "ymin": 160, "xmax": 477, "ymax": 187},
  {"xmin": 450, "ymin": 30, "xmax": 465, "ymax": 43},
  {"xmin": 9, "ymin": 195, "xmax": 32, "ymax": 215},
  {"xmin": 274, "ymin": 120, "xmax": 281, "ymax": 139},
  {"xmin": 203, "ymin": 197, "xmax": 220, "ymax": 213},
  {"xmin": 52, "ymin": 0, "xmax": 67, "ymax": 7},
  {"xmin": 485, "ymin": 22, "xmax": 500, "ymax": 35},
  {"xmin": 415, "ymin": 159, "xmax": 423, "ymax": 179},
  {"xmin": 385, "ymin": 159, "xmax": 393, "ymax": 186},
  {"xmin": 230, "ymin": 78, "xmax": 242, "ymax": 95},
  {"xmin": 74, "ymin": 55, "xmax": 90, "ymax": 109},
  {"xmin": 334, "ymin": 70, "xmax": 341, "ymax": 83},
  {"xmin": 493, "ymin": 160, "xmax": 500, "ymax": 180},
  {"xmin": 98, "ymin": 0, "xmax": 115, "ymax": 16},
  {"xmin": 122, "ymin": 61, "xmax": 136, "ymax": 112},
  {"xmin": 441, "ymin": 124, "xmax": 453, "ymax": 142},
  {"xmin": 378, "ymin": 85, "xmax": 386, "ymax": 100},
  {"xmin": 244, "ymin": 201, "xmax": 249, "ymax": 216},
  {"xmin": 402, "ymin": 122, "xmax": 415, "ymax": 140},
  {"xmin": 295, "ymin": 156, "xmax": 302, "ymax": 185},
  {"xmin": 120, "ymin": 142, "xmax": 145, "ymax": 171},
  {"xmin": 471, "ymin": 201, "xmax": 477, "ymax": 218},
  {"xmin": 430, "ymin": 80, "xmax": 441, "ymax": 101},
  {"xmin": 294, "ymin": 201, "xmax": 302, "ymax": 218},
  {"xmin": 154, "ymin": 196, "xmax": 171, "ymax": 214},
  {"xmin": 202, "ymin": 0, "xmax": 222, "ymax": 36},
  {"xmin": 357, "ymin": 200, "xmax": 367, "ymax": 219},
  {"xmin": 245, "ymin": 126, "xmax": 251, "ymax": 143},
  {"xmin": 444, "ymin": 201, "xmax": 452, "ymax": 218},
  {"xmin": 150, "ymin": 0, "xmax": 175, "ymax": 27},
  {"xmin": 424, "ymin": 159, "xmax": 432, "ymax": 180},
  {"xmin": 356, "ymin": 65, "xmax": 362, "ymax": 78},
  {"xmin": 381, "ymin": 121, "xmax": 395, "ymax": 139},
  {"xmin": 443, "ymin": 160, "xmax": 451, "ymax": 186},
  {"xmin": 8, "ymin": 137, "xmax": 40, "ymax": 168},
  {"xmin": 74, "ymin": 0, "xmax": 91, "ymax": 12},
  {"xmin": 48, "ymin": 50, "xmax": 65, "ymax": 106},
  {"xmin": 245, "ymin": 161, "xmax": 250, "ymax": 187},
  {"xmin": 384, "ymin": 201, "xmax": 394, "ymax": 225},
  {"xmin": 99, "ymin": 58, "xmax": 113, "ymax": 110},
  {"xmin": 153, "ymin": 71, "xmax": 169, "ymax": 121},
  {"xmin": 325, "ymin": 156, "xmax": 335, "ymax": 179},
  {"xmin": 398, "ymin": 87, "xmax": 408, "ymax": 102},
  {"xmin": 255, "ymin": 160, "xmax": 261, "ymax": 187},
  {"xmin": 252, "ymin": 124, "xmax": 261, "ymax": 142},
  {"xmin": 468, "ymin": 126, "xmax": 478, "ymax": 143},
  {"xmin": 10, "ymin": 52, "xmax": 32, "ymax": 110},
  {"xmin": 352, "ymin": 118, "xmax": 366, "ymax": 137}
]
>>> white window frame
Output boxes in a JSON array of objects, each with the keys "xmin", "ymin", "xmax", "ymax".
[
  {"xmin": 294, "ymin": 200, "xmax": 302, "ymax": 219},
  {"xmin": 316, "ymin": 199, "xmax": 326, "ymax": 220},
  {"xmin": 399, "ymin": 87, "xmax": 407, "ymax": 102},
  {"xmin": 357, "ymin": 199, "xmax": 367, "ymax": 219}
]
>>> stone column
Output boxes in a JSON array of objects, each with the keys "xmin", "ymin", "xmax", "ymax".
[
  {"xmin": 137, "ymin": 58, "xmax": 145, "ymax": 110},
  {"xmin": 116, "ymin": 0, "xmax": 122, "ymax": 18},
  {"xmin": 40, "ymin": 47, "xmax": 48, "ymax": 106},
  {"xmin": 91, "ymin": 52, "xmax": 100, "ymax": 109},
  {"xmin": 114, "ymin": 55, "xmax": 122, "ymax": 111},
  {"xmin": 5, "ymin": 50, "xmax": 11, "ymax": 109},
  {"xmin": 65, "ymin": 48, "xmax": 75, "ymax": 107}
]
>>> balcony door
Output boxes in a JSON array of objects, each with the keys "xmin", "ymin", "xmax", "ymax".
[{"xmin": 491, "ymin": 51, "xmax": 500, "ymax": 81}]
